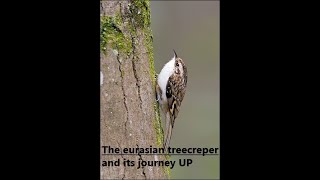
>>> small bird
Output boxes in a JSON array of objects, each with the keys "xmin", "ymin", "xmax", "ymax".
[{"xmin": 156, "ymin": 50, "xmax": 188, "ymax": 152}]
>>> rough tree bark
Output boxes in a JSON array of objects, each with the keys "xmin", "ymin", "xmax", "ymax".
[{"xmin": 100, "ymin": 0, "xmax": 168, "ymax": 179}]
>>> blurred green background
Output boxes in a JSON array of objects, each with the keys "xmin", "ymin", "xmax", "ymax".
[{"xmin": 150, "ymin": 1, "xmax": 219, "ymax": 179}]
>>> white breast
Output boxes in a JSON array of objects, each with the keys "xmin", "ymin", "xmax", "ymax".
[{"xmin": 157, "ymin": 57, "xmax": 175, "ymax": 103}]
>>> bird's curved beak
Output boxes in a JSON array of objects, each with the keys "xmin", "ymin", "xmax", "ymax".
[{"xmin": 173, "ymin": 49, "xmax": 178, "ymax": 58}]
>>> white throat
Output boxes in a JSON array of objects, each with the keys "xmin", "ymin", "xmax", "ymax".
[{"xmin": 157, "ymin": 57, "xmax": 175, "ymax": 103}]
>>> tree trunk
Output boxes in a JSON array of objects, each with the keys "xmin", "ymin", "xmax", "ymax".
[{"xmin": 100, "ymin": 0, "xmax": 168, "ymax": 179}]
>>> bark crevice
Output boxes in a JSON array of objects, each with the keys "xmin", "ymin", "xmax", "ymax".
[
  {"xmin": 137, "ymin": 144, "xmax": 147, "ymax": 179},
  {"xmin": 116, "ymin": 48, "xmax": 129, "ymax": 138}
]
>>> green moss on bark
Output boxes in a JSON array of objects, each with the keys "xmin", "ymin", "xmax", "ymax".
[
  {"xmin": 129, "ymin": 0, "xmax": 151, "ymax": 28},
  {"xmin": 100, "ymin": 14, "xmax": 132, "ymax": 54}
]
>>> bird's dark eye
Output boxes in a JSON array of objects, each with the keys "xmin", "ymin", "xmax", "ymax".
[{"xmin": 176, "ymin": 63, "xmax": 179, "ymax": 67}]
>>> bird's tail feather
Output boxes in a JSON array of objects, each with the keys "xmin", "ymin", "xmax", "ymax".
[{"xmin": 164, "ymin": 112, "xmax": 172, "ymax": 153}]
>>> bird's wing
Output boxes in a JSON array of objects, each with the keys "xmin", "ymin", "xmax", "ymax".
[{"xmin": 166, "ymin": 75, "xmax": 180, "ymax": 127}]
